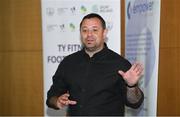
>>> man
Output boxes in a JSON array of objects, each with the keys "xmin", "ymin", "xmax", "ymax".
[{"xmin": 46, "ymin": 13, "xmax": 144, "ymax": 116}]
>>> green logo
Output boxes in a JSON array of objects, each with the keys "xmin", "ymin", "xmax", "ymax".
[
  {"xmin": 69, "ymin": 23, "xmax": 75, "ymax": 31},
  {"xmin": 80, "ymin": 6, "xmax": 87, "ymax": 14},
  {"xmin": 92, "ymin": 5, "xmax": 99, "ymax": 12}
]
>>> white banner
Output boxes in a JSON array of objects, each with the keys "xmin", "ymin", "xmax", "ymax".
[
  {"xmin": 41, "ymin": 0, "xmax": 121, "ymax": 116},
  {"xmin": 125, "ymin": 0, "xmax": 161, "ymax": 116}
]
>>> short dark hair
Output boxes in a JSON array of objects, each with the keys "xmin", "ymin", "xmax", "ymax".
[{"xmin": 80, "ymin": 13, "xmax": 106, "ymax": 29}]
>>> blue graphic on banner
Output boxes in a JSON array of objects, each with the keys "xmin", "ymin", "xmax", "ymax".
[
  {"xmin": 125, "ymin": 0, "xmax": 160, "ymax": 116},
  {"xmin": 126, "ymin": 0, "xmax": 155, "ymax": 88}
]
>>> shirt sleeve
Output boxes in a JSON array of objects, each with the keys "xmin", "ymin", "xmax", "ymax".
[
  {"xmin": 120, "ymin": 58, "xmax": 144, "ymax": 109},
  {"xmin": 46, "ymin": 59, "xmax": 68, "ymax": 108},
  {"xmin": 125, "ymin": 86, "xmax": 144, "ymax": 109}
]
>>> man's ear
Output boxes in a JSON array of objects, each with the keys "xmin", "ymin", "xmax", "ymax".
[{"xmin": 103, "ymin": 29, "xmax": 108, "ymax": 39}]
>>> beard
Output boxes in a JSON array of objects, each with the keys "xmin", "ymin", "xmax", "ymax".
[
  {"xmin": 82, "ymin": 36, "xmax": 97, "ymax": 52},
  {"xmin": 84, "ymin": 45, "xmax": 98, "ymax": 52},
  {"xmin": 81, "ymin": 36, "xmax": 104, "ymax": 53}
]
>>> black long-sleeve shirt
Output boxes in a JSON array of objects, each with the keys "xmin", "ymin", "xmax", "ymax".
[{"xmin": 46, "ymin": 44, "xmax": 144, "ymax": 116}]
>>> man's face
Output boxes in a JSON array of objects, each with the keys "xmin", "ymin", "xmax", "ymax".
[{"xmin": 80, "ymin": 17, "xmax": 107, "ymax": 52}]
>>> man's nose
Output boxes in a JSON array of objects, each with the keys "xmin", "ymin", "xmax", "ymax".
[{"xmin": 87, "ymin": 30, "xmax": 93, "ymax": 36}]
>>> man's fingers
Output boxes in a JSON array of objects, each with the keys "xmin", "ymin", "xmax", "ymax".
[
  {"xmin": 62, "ymin": 93, "xmax": 70, "ymax": 98},
  {"xmin": 59, "ymin": 99, "xmax": 67, "ymax": 105},
  {"xmin": 61, "ymin": 96, "xmax": 69, "ymax": 101},
  {"xmin": 136, "ymin": 67, "xmax": 143, "ymax": 76},
  {"xmin": 131, "ymin": 62, "xmax": 138, "ymax": 70},
  {"xmin": 68, "ymin": 100, "xmax": 77, "ymax": 105},
  {"xmin": 132, "ymin": 63, "xmax": 143, "ymax": 72},
  {"xmin": 57, "ymin": 101, "xmax": 65, "ymax": 109},
  {"xmin": 118, "ymin": 70, "xmax": 125, "ymax": 77},
  {"xmin": 59, "ymin": 100, "xmax": 77, "ymax": 106},
  {"xmin": 134, "ymin": 63, "xmax": 143, "ymax": 73},
  {"xmin": 57, "ymin": 93, "xmax": 77, "ymax": 109},
  {"xmin": 59, "ymin": 93, "xmax": 70, "ymax": 101}
]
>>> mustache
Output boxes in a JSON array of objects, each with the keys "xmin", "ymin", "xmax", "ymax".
[{"xmin": 86, "ymin": 36, "xmax": 95, "ymax": 40}]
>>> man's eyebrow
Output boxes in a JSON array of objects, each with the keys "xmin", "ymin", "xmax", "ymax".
[{"xmin": 81, "ymin": 26, "xmax": 99, "ymax": 28}]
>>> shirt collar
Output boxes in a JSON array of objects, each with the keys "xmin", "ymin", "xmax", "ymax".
[{"xmin": 81, "ymin": 43, "xmax": 109, "ymax": 60}]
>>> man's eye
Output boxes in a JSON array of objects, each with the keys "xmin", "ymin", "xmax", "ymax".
[
  {"xmin": 93, "ymin": 29, "xmax": 98, "ymax": 32},
  {"xmin": 82, "ymin": 29, "xmax": 87, "ymax": 32}
]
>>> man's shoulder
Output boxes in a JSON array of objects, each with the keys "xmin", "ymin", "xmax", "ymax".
[
  {"xmin": 106, "ymin": 49, "xmax": 131, "ymax": 66},
  {"xmin": 107, "ymin": 49, "xmax": 124, "ymax": 60},
  {"xmin": 63, "ymin": 50, "xmax": 83, "ymax": 61}
]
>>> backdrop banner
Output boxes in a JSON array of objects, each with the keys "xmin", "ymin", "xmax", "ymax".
[
  {"xmin": 41, "ymin": 0, "xmax": 121, "ymax": 116},
  {"xmin": 125, "ymin": 0, "xmax": 161, "ymax": 116}
]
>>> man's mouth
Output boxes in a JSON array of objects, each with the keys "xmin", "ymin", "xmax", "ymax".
[{"xmin": 87, "ymin": 37, "xmax": 95, "ymax": 42}]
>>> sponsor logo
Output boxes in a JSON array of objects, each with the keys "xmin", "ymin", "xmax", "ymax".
[
  {"xmin": 46, "ymin": 7, "xmax": 55, "ymax": 16},
  {"xmin": 46, "ymin": 24, "xmax": 58, "ymax": 32},
  {"xmin": 57, "ymin": 7, "xmax": 68, "ymax": 15},
  {"xmin": 69, "ymin": 23, "xmax": 76, "ymax": 32},
  {"xmin": 80, "ymin": 5, "xmax": 87, "ymax": 14},
  {"xmin": 127, "ymin": 1, "xmax": 154, "ymax": 20},
  {"xmin": 91, "ymin": 5, "xmax": 113, "ymax": 13},
  {"xmin": 70, "ymin": 6, "xmax": 76, "ymax": 14},
  {"xmin": 92, "ymin": 5, "xmax": 99, "ymax": 13},
  {"xmin": 59, "ymin": 24, "xmax": 66, "ymax": 32},
  {"xmin": 99, "ymin": 5, "xmax": 113, "ymax": 13}
]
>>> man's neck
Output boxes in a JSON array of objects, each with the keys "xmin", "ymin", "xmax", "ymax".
[{"xmin": 85, "ymin": 46, "xmax": 104, "ymax": 57}]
